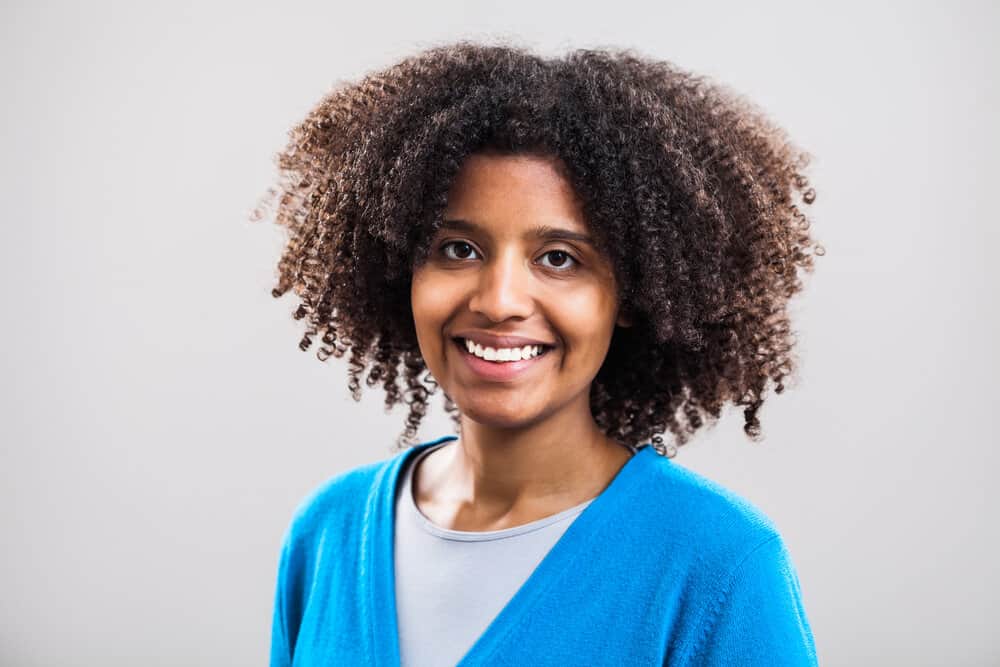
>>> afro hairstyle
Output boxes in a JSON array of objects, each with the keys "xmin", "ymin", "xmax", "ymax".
[{"xmin": 252, "ymin": 40, "xmax": 822, "ymax": 457}]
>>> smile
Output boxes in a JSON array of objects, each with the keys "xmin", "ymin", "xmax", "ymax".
[
  {"xmin": 461, "ymin": 337, "xmax": 546, "ymax": 361},
  {"xmin": 452, "ymin": 337, "xmax": 554, "ymax": 382}
]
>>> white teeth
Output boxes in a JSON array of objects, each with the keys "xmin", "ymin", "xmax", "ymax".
[{"xmin": 462, "ymin": 339, "xmax": 544, "ymax": 363}]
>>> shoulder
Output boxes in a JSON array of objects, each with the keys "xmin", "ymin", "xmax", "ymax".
[
  {"xmin": 279, "ymin": 437, "xmax": 453, "ymax": 549},
  {"xmin": 646, "ymin": 459, "xmax": 817, "ymax": 663},
  {"xmin": 273, "ymin": 451, "xmax": 401, "ymax": 601},
  {"xmin": 281, "ymin": 455, "xmax": 394, "ymax": 550},
  {"xmin": 634, "ymin": 448, "xmax": 786, "ymax": 568},
  {"xmin": 630, "ymin": 450, "xmax": 816, "ymax": 661}
]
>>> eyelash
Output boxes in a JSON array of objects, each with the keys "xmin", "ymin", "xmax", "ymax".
[{"xmin": 438, "ymin": 240, "xmax": 580, "ymax": 272}]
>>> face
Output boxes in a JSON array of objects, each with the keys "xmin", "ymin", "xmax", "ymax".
[{"xmin": 410, "ymin": 152, "xmax": 628, "ymax": 430}]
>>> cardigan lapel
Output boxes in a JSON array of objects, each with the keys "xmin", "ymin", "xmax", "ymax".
[
  {"xmin": 364, "ymin": 436, "xmax": 459, "ymax": 667},
  {"xmin": 364, "ymin": 436, "xmax": 652, "ymax": 667}
]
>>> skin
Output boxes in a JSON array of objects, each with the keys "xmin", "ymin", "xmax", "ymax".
[{"xmin": 409, "ymin": 151, "xmax": 634, "ymax": 531}]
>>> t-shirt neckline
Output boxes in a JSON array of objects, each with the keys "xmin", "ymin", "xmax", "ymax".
[{"xmin": 402, "ymin": 439, "xmax": 638, "ymax": 542}]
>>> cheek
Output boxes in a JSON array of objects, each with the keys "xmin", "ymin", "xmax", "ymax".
[
  {"xmin": 551, "ymin": 286, "xmax": 619, "ymax": 359},
  {"xmin": 410, "ymin": 271, "xmax": 459, "ymax": 354},
  {"xmin": 410, "ymin": 274, "xmax": 436, "ymax": 343}
]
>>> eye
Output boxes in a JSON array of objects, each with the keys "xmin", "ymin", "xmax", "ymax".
[
  {"xmin": 440, "ymin": 240, "xmax": 480, "ymax": 261},
  {"xmin": 538, "ymin": 249, "xmax": 579, "ymax": 271}
]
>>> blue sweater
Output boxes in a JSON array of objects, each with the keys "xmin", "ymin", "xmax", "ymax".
[{"xmin": 270, "ymin": 436, "xmax": 818, "ymax": 665}]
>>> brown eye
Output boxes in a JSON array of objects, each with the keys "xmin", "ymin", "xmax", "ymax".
[
  {"xmin": 539, "ymin": 250, "xmax": 578, "ymax": 271},
  {"xmin": 441, "ymin": 241, "xmax": 479, "ymax": 261}
]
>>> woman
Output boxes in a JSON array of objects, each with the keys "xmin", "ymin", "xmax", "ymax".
[{"xmin": 258, "ymin": 41, "xmax": 821, "ymax": 666}]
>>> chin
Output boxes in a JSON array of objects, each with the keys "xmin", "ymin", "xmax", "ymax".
[{"xmin": 454, "ymin": 397, "xmax": 549, "ymax": 431}]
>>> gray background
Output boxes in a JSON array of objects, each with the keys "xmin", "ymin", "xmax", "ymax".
[{"xmin": 2, "ymin": 0, "xmax": 997, "ymax": 665}]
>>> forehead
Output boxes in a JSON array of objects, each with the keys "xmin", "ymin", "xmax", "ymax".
[{"xmin": 443, "ymin": 152, "xmax": 589, "ymax": 235}]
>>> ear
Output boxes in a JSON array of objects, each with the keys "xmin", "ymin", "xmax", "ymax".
[{"xmin": 616, "ymin": 308, "xmax": 633, "ymax": 328}]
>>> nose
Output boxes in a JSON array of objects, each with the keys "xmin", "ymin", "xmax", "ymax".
[{"xmin": 467, "ymin": 249, "xmax": 535, "ymax": 322}]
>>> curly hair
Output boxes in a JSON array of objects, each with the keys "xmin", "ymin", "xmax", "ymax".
[{"xmin": 251, "ymin": 40, "xmax": 822, "ymax": 457}]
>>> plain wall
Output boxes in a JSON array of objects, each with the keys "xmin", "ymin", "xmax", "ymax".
[{"xmin": 2, "ymin": 0, "xmax": 997, "ymax": 664}]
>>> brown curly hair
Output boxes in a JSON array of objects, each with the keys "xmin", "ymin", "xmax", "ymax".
[{"xmin": 251, "ymin": 40, "xmax": 823, "ymax": 457}]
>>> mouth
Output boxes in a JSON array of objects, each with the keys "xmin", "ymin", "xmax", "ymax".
[
  {"xmin": 453, "ymin": 337, "xmax": 554, "ymax": 361},
  {"xmin": 451, "ymin": 337, "xmax": 556, "ymax": 382}
]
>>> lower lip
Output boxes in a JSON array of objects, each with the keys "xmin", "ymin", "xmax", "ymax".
[{"xmin": 453, "ymin": 339, "xmax": 553, "ymax": 382}]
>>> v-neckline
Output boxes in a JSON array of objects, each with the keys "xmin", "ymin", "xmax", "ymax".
[{"xmin": 363, "ymin": 435, "xmax": 652, "ymax": 666}]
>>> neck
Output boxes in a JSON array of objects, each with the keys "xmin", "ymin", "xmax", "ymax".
[{"xmin": 438, "ymin": 396, "xmax": 632, "ymax": 512}]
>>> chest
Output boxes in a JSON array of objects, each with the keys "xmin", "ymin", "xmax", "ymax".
[{"xmin": 289, "ymin": 515, "xmax": 705, "ymax": 666}]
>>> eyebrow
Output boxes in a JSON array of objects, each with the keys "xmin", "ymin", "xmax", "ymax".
[{"xmin": 438, "ymin": 218, "xmax": 595, "ymax": 245}]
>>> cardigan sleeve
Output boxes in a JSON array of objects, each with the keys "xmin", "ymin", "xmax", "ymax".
[
  {"xmin": 689, "ymin": 534, "xmax": 818, "ymax": 666},
  {"xmin": 269, "ymin": 535, "xmax": 294, "ymax": 667}
]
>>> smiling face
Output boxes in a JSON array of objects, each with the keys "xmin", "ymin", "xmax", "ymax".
[{"xmin": 410, "ymin": 151, "xmax": 627, "ymax": 431}]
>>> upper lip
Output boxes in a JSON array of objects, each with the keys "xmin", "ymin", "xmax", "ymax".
[{"xmin": 453, "ymin": 331, "xmax": 556, "ymax": 348}]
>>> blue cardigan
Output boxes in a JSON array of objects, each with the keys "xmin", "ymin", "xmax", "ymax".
[{"xmin": 270, "ymin": 436, "xmax": 817, "ymax": 666}]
